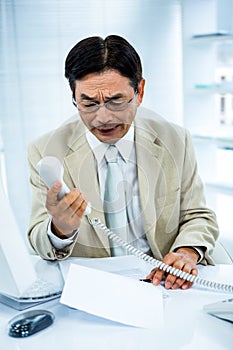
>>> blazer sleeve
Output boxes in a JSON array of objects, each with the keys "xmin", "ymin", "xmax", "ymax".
[
  {"xmin": 169, "ymin": 130, "xmax": 219, "ymax": 264},
  {"xmin": 27, "ymin": 141, "xmax": 76, "ymax": 260}
]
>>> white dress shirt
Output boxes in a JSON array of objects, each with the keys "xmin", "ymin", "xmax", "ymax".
[{"xmin": 86, "ymin": 123, "xmax": 151, "ymax": 254}]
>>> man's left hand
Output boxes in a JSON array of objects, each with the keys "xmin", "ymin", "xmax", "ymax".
[{"xmin": 146, "ymin": 247, "xmax": 199, "ymax": 290}]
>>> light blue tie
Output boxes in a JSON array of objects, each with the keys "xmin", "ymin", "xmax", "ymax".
[{"xmin": 104, "ymin": 145, "xmax": 128, "ymax": 256}]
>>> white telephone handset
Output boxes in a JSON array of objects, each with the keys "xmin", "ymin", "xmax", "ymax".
[
  {"xmin": 36, "ymin": 156, "xmax": 91, "ymax": 215},
  {"xmin": 36, "ymin": 156, "xmax": 233, "ymax": 293}
]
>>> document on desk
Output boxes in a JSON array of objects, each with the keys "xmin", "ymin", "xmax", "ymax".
[
  {"xmin": 60, "ymin": 263, "xmax": 163, "ymax": 330},
  {"xmin": 59, "ymin": 255, "xmax": 151, "ymax": 280}
]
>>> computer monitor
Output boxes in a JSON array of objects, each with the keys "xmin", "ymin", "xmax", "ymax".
[{"xmin": 0, "ymin": 172, "xmax": 63, "ymax": 310}]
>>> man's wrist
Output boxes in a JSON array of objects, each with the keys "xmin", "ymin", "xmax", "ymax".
[
  {"xmin": 51, "ymin": 220, "xmax": 77, "ymax": 239},
  {"xmin": 47, "ymin": 219, "xmax": 79, "ymax": 249}
]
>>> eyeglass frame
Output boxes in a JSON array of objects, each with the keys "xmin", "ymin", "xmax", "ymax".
[{"xmin": 72, "ymin": 90, "xmax": 138, "ymax": 113}]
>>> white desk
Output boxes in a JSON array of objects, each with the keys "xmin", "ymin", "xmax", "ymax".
[{"xmin": 1, "ymin": 257, "xmax": 233, "ymax": 350}]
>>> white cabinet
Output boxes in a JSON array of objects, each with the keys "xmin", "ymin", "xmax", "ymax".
[{"xmin": 182, "ymin": 0, "xmax": 233, "ymax": 256}]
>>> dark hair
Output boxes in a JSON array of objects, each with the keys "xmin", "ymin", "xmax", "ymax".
[{"xmin": 64, "ymin": 35, "xmax": 142, "ymax": 93}]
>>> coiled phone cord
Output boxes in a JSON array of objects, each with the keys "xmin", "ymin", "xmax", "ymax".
[
  {"xmin": 88, "ymin": 217, "xmax": 233, "ymax": 293},
  {"xmin": 36, "ymin": 156, "xmax": 233, "ymax": 293}
]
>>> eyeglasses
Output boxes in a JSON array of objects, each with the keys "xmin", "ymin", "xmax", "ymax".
[{"xmin": 72, "ymin": 91, "xmax": 138, "ymax": 113}]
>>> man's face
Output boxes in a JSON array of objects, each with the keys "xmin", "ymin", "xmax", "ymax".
[{"xmin": 74, "ymin": 70, "xmax": 145, "ymax": 143}]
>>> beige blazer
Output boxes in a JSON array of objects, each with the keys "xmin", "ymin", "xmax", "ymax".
[{"xmin": 27, "ymin": 107, "xmax": 219, "ymax": 263}]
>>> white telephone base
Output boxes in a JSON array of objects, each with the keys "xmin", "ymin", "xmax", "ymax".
[{"xmin": 203, "ymin": 298, "xmax": 233, "ymax": 323}]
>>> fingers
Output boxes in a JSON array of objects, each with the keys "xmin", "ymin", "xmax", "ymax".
[
  {"xmin": 146, "ymin": 268, "xmax": 164, "ymax": 286},
  {"xmin": 46, "ymin": 182, "xmax": 86, "ymax": 215},
  {"xmin": 69, "ymin": 189, "xmax": 88, "ymax": 218},
  {"xmin": 45, "ymin": 182, "xmax": 88, "ymax": 237},
  {"xmin": 163, "ymin": 263, "xmax": 197, "ymax": 290},
  {"xmin": 181, "ymin": 268, "xmax": 198, "ymax": 290},
  {"xmin": 46, "ymin": 181, "xmax": 63, "ymax": 207},
  {"xmin": 146, "ymin": 251, "xmax": 198, "ymax": 290}
]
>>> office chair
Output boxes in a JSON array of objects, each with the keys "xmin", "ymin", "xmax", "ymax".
[{"xmin": 211, "ymin": 241, "xmax": 233, "ymax": 264}]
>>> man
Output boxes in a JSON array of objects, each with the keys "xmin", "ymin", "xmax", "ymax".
[{"xmin": 27, "ymin": 35, "xmax": 219, "ymax": 290}]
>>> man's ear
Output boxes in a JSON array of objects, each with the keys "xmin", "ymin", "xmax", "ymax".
[{"xmin": 137, "ymin": 79, "xmax": 145, "ymax": 106}]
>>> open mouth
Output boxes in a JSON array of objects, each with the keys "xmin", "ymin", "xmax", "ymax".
[{"xmin": 96, "ymin": 124, "xmax": 120, "ymax": 135}]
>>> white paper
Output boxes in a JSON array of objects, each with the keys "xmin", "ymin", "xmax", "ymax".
[
  {"xmin": 59, "ymin": 255, "xmax": 150, "ymax": 281},
  {"xmin": 60, "ymin": 263, "xmax": 163, "ymax": 329}
]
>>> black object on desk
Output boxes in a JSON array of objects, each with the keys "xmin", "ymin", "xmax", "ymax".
[{"xmin": 8, "ymin": 309, "xmax": 55, "ymax": 337}]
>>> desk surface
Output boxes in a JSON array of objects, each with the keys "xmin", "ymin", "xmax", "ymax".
[{"xmin": 1, "ymin": 257, "xmax": 233, "ymax": 350}]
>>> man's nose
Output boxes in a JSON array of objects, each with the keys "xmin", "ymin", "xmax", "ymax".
[{"xmin": 95, "ymin": 105, "xmax": 113, "ymax": 123}]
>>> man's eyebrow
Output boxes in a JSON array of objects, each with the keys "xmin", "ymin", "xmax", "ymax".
[
  {"xmin": 79, "ymin": 93, "xmax": 124, "ymax": 100},
  {"xmin": 105, "ymin": 93, "xmax": 124, "ymax": 100},
  {"xmin": 80, "ymin": 93, "xmax": 95, "ymax": 100}
]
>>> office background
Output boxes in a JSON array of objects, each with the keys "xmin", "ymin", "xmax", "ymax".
[{"xmin": 0, "ymin": 0, "xmax": 233, "ymax": 257}]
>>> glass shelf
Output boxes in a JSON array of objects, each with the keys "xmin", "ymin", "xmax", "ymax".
[
  {"xmin": 192, "ymin": 135, "xmax": 233, "ymax": 150},
  {"xmin": 194, "ymin": 82, "xmax": 233, "ymax": 94},
  {"xmin": 190, "ymin": 32, "xmax": 233, "ymax": 44}
]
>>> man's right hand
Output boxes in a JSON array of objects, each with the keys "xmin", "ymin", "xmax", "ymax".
[{"xmin": 46, "ymin": 181, "xmax": 88, "ymax": 239}]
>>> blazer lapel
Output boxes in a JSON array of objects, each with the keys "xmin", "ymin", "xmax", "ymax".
[{"xmin": 62, "ymin": 128, "xmax": 110, "ymax": 252}]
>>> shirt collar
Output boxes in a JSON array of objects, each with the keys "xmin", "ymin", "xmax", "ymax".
[{"xmin": 85, "ymin": 123, "xmax": 135, "ymax": 166}]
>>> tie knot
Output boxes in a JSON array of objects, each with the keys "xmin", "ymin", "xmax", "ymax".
[{"xmin": 105, "ymin": 145, "xmax": 118, "ymax": 163}]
